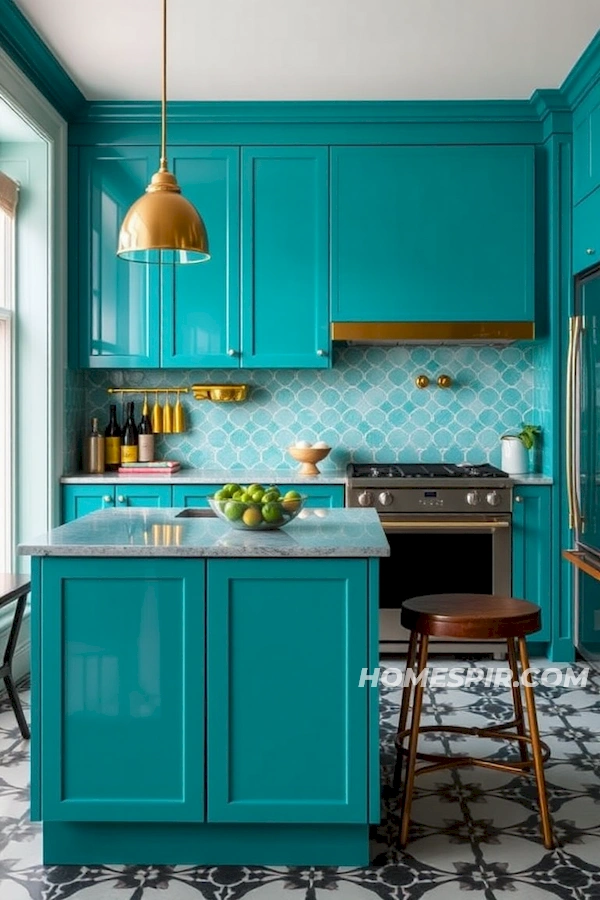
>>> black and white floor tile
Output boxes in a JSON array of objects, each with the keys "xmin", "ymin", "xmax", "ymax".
[{"xmin": 2, "ymin": 661, "xmax": 600, "ymax": 899}]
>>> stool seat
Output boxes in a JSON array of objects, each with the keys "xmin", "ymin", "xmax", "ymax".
[{"xmin": 401, "ymin": 593, "xmax": 541, "ymax": 640}]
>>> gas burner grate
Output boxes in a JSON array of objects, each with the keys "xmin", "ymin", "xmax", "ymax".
[{"xmin": 348, "ymin": 462, "xmax": 509, "ymax": 479}]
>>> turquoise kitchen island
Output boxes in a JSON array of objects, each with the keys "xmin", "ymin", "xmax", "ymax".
[{"xmin": 19, "ymin": 507, "xmax": 388, "ymax": 867}]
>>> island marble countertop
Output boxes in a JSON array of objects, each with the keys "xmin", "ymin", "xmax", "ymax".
[{"xmin": 18, "ymin": 507, "xmax": 390, "ymax": 559}]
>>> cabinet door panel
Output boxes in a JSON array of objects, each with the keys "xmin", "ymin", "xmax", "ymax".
[
  {"xmin": 172, "ymin": 486, "xmax": 215, "ymax": 508},
  {"xmin": 79, "ymin": 148, "xmax": 160, "ymax": 367},
  {"xmin": 40, "ymin": 558, "xmax": 205, "ymax": 821},
  {"xmin": 573, "ymin": 90, "xmax": 600, "ymax": 204},
  {"xmin": 573, "ymin": 186, "xmax": 600, "ymax": 275},
  {"xmin": 295, "ymin": 485, "xmax": 345, "ymax": 508},
  {"xmin": 63, "ymin": 486, "xmax": 114, "ymax": 522},
  {"xmin": 512, "ymin": 487, "xmax": 551, "ymax": 642},
  {"xmin": 162, "ymin": 148, "xmax": 240, "ymax": 367},
  {"xmin": 207, "ymin": 558, "xmax": 367, "ymax": 823},
  {"xmin": 241, "ymin": 148, "xmax": 330, "ymax": 367},
  {"xmin": 331, "ymin": 145, "xmax": 534, "ymax": 323},
  {"xmin": 116, "ymin": 485, "xmax": 172, "ymax": 507}
]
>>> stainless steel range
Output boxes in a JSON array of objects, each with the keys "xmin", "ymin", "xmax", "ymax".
[{"xmin": 346, "ymin": 463, "xmax": 513, "ymax": 656}]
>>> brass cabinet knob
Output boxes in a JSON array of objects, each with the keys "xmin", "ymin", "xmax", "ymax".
[
  {"xmin": 586, "ymin": 248, "xmax": 596, "ymax": 255},
  {"xmin": 437, "ymin": 374, "xmax": 453, "ymax": 388},
  {"xmin": 415, "ymin": 375, "xmax": 430, "ymax": 389}
]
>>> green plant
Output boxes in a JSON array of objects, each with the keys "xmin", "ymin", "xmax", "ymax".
[{"xmin": 502, "ymin": 423, "xmax": 541, "ymax": 451}]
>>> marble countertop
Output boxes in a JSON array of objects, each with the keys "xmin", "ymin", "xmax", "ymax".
[
  {"xmin": 60, "ymin": 467, "xmax": 553, "ymax": 486},
  {"xmin": 19, "ymin": 507, "xmax": 390, "ymax": 559},
  {"xmin": 509, "ymin": 474, "xmax": 553, "ymax": 485},
  {"xmin": 60, "ymin": 468, "xmax": 348, "ymax": 485}
]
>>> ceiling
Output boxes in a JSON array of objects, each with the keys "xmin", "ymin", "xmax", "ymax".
[{"xmin": 13, "ymin": 0, "xmax": 600, "ymax": 102}]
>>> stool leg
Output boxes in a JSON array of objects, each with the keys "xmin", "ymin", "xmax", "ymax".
[
  {"xmin": 399, "ymin": 633, "xmax": 429, "ymax": 848},
  {"xmin": 506, "ymin": 637, "xmax": 528, "ymax": 763},
  {"xmin": 517, "ymin": 637, "xmax": 554, "ymax": 849},
  {"xmin": 0, "ymin": 593, "xmax": 30, "ymax": 740},
  {"xmin": 393, "ymin": 629, "xmax": 418, "ymax": 788}
]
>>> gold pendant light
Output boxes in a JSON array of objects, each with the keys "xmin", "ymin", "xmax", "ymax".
[{"xmin": 117, "ymin": 0, "xmax": 210, "ymax": 264}]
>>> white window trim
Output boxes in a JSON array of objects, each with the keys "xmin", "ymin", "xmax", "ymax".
[{"xmin": 0, "ymin": 207, "xmax": 15, "ymax": 571}]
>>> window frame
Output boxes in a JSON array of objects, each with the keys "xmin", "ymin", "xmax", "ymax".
[{"xmin": 0, "ymin": 206, "xmax": 15, "ymax": 571}]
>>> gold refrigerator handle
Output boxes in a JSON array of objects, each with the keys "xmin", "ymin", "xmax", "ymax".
[
  {"xmin": 572, "ymin": 315, "xmax": 584, "ymax": 534},
  {"xmin": 566, "ymin": 317, "xmax": 576, "ymax": 530},
  {"xmin": 382, "ymin": 521, "xmax": 510, "ymax": 530}
]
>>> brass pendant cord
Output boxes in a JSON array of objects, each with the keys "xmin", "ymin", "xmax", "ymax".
[{"xmin": 160, "ymin": 0, "xmax": 167, "ymax": 172}]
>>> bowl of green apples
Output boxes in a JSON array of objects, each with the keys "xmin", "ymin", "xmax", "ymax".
[{"xmin": 208, "ymin": 483, "xmax": 307, "ymax": 531}]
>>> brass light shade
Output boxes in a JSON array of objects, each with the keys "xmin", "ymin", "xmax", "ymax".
[{"xmin": 117, "ymin": 0, "xmax": 210, "ymax": 265}]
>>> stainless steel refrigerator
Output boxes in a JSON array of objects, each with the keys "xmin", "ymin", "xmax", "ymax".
[{"xmin": 569, "ymin": 268, "xmax": 600, "ymax": 667}]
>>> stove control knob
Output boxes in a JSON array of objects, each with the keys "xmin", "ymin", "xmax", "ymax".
[
  {"xmin": 358, "ymin": 491, "xmax": 373, "ymax": 507},
  {"xmin": 486, "ymin": 490, "xmax": 500, "ymax": 507},
  {"xmin": 378, "ymin": 491, "xmax": 393, "ymax": 507},
  {"xmin": 466, "ymin": 490, "xmax": 481, "ymax": 507}
]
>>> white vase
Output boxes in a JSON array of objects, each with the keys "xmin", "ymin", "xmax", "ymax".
[{"xmin": 501, "ymin": 436, "xmax": 528, "ymax": 475}]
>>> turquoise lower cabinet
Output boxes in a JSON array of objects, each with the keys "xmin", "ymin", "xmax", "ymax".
[
  {"xmin": 162, "ymin": 148, "xmax": 240, "ymax": 367},
  {"xmin": 115, "ymin": 484, "xmax": 172, "ymax": 507},
  {"xmin": 241, "ymin": 148, "xmax": 330, "ymax": 367},
  {"xmin": 331, "ymin": 145, "xmax": 534, "ymax": 323},
  {"xmin": 206, "ymin": 558, "xmax": 368, "ymax": 823},
  {"xmin": 171, "ymin": 483, "xmax": 344, "ymax": 509},
  {"xmin": 512, "ymin": 486, "xmax": 551, "ymax": 642},
  {"xmin": 171, "ymin": 485, "xmax": 216, "ymax": 508},
  {"xmin": 63, "ymin": 485, "xmax": 172, "ymax": 521},
  {"xmin": 39, "ymin": 558, "xmax": 205, "ymax": 822},
  {"xmin": 63, "ymin": 485, "xmax": 115, "ymax": 522}
]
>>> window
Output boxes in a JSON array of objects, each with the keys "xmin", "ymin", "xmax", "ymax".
[{"xmin": 0, "ymin": 171, "xmax": 18, "ymax": 572}]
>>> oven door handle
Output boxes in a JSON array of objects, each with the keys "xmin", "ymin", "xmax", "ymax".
[{"xmin": 382, "ymin": 521, "xmax": 510, "ymax": 529}]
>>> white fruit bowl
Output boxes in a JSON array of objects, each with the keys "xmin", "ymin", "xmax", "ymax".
[{"xmin": 287, "ymin": 445, "xmax": 331, "ymax": 476}]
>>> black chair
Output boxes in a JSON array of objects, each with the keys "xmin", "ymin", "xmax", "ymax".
[{"xmin": 0, "ymin": 574, "xmax": 31, "ymax": 739}]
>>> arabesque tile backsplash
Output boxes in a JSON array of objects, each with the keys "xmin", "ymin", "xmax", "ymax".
[{"xmin": 66, "ymin": 344, "xmax": 542, "ymax": 474}]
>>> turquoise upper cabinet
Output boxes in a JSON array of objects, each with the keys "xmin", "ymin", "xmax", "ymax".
[
  {"xmin": 162, "ymin": 148, "xmax": 240, "ymax": 367},
  {"xmin": 512, "ymin": 486, "xmax": 551, "ymax": 642},
  {"xmin": 206, "ymin": 558, "xmax": 367, "ymax": 823},
  {"xmin": 241, "ymin": 148, "xmax": 330, "ymax": 367},
  {"xmin": 331, "ymin": 145, "xmax": 534, "ymax": 322},
  {"xmin": 79, "ymin": 147, "xmax": 160, "ymax": 367},
  {"xmin": 573, "ymin": 87, "xmax": 600, "ymax": 204},
  {"xmin": 573, "ymin": 186, "xmax": 600, "ymax": 274},
  {"xmin": 40, "ymin": 558, "xmax": 205, "ymax": 822}
]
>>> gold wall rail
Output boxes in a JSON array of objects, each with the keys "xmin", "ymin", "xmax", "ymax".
[{"xmin": 107, "ymin": 387, "xmax": 189, "ymax": 394}]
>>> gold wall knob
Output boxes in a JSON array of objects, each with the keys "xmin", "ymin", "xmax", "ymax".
[
  {"xmin": 437, "ymin": 374, "xmax": 453, "ymax": 388},
  {"xmin": 415, "ymin": 375, "xmax": 430, "ymax": 389}
]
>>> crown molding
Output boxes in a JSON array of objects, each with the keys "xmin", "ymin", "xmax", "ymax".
[
  {"xmin": 75, "ymin": 98, "xmax": 540, "ymax": 126},
  {"xmin": 561, "ymin": 29, "xmax": 600, "ymax": 108},
  {"xmin": 0, "ymin": 0, "xmax": 85, "ymax": 121}
]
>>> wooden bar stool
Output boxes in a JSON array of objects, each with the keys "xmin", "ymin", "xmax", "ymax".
[
  {"xmin": 394, "ymin": 593, "xmax": 554, "ymax": 850},
  {"xmin": 0, "ymin": 574, "xmax": 31, "ymax": 740}
]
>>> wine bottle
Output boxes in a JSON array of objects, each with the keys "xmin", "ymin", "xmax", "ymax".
[
  {"xmin": 104, "ymin": 404, "xmax": 121, "ymax": 471},
  {"xmin": 138, "ymin": 404, "xmax": 155, "ymax": 462},
  {"xmin": 83, "ymin": 417, "xmax": 105, "ymax": 474},
  {"xmin": 121, "ymin": 401, "xmax": 139, "ymax": 464}
]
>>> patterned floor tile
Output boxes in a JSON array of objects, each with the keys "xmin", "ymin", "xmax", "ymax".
[{"xmin": 1, "ymin": 666, "xmax": 600, "ymax": 898}]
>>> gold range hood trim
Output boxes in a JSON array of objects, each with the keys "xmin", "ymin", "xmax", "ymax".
[{"xmin": 331, "ymin": 321, "xmax": 535, "ymax": 344}]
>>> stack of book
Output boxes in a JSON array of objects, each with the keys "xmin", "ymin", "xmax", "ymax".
[{"xmin": 117, "ymin": 461, "xmax": 181, "ymax": 475}]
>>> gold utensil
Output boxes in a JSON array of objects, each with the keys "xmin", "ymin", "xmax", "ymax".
[
  {"xmin": 173, "ymin": 390, "xmax": 185, "ymax": 433},
  {"xmin": 142, "ymin": 392, "xmax": 150, "ymax": 417},
  {"xmin": 163, "ymin": 390, "xmax": 173, "ymax": 433},
  {"xmin": 151, "ymin": 391, "xmax": 163, "ymax": 433}
]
